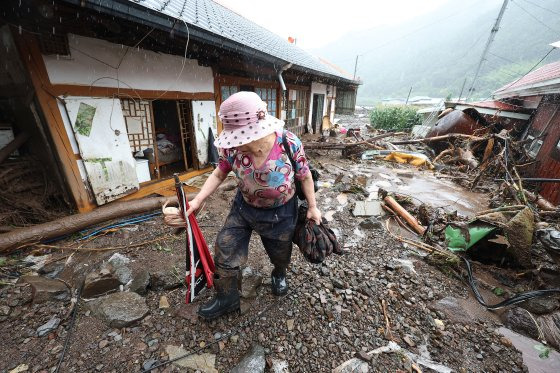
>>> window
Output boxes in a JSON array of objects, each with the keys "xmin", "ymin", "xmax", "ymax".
[
  {"xmin": 255, "ymin": 87, "xmax": 277, "ymax": 116},
  {"xmin": 335, "ymin": 89, "xmax": 357, "ymax": 115},
  {"xmin": 38, "ymin": 33, "xmax": 70, "ymax": 56},
  {"xmin": 220, "ymin": 85, "xmax": 238, "ymax": 101},
  {"xmin": 285, "ymin": 89, "xmax": 309, "ymax": 136},
  {"xmin": 527, "ymin": 138, "xmax": 543, "ymax": 158}
]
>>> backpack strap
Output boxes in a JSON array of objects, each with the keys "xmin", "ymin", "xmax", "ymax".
[{"xmin": 282, "ymin": 130, "xmax": 298, "ymax": 172}]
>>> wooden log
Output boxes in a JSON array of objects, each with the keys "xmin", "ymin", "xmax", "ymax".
[
  {"xmin": 383, "ymin": 195, "xmax": 426, "ymax": 235},
  {"xmin": 390, "ymin": 133, "xmax": 485, "ymax": 145},
  {"xmin": 0, "ymin": 194, "xmax": 195, "ymax": 253},
  {"xmin": 0, "ymin": 132, "xmax": 30, "ymax": 164}
]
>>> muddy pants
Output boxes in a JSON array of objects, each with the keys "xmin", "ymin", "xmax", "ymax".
[{"xmin": 214, "ymin": 192, "xmax": 297, "ymax": 272}]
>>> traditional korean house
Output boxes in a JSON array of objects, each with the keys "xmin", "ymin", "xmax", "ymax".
[{"xmin": 0, "ymin": 0, "xmax": 359, "ymax": 214}]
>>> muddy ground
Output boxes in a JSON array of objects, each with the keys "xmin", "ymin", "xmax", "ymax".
[{"xmin": 1, "ymin": 138, "xmax": 556, "ymax": 372}]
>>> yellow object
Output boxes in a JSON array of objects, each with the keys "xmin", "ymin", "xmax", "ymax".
[{"xmin": 384, "ymin": 152, "xmax": 434, "ymax": 169}]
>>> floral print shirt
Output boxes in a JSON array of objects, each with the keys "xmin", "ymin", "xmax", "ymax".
[{"xmin": 218, "ymin": 130, "xmax": 309, "ymax": 208}]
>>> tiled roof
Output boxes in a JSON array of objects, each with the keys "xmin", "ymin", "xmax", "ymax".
[
  {"xmin": 129, "ymin": 0, "xmax": 353, "ymax": 82},
  {"xmin": 494, "ymin": 60, "xmax": 560, "ymax": 95}
]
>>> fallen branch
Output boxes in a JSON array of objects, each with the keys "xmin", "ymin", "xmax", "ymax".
[
  {"xmin": 380, "ymin": 299, "xmax": 394, "ymax": 341},
  {"xmin": 0, "ymin": 194, "xmax": 195, "ymax": 253},
  {"xmin": 383, "ymin": 196, "xmax": 426, "ymax": 235},
  {"xmin": 390, "ymin": 133, "xmax": 485, "ymax": 145},
  {"xmin": 476, "ymin": 205, "xmax": 526, "ymax": 216},
  {"xmin": 35, "ymin": 233, "xmax": 172, "ymax": 252}
]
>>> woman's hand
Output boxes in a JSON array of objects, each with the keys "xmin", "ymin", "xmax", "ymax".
[
  {"xmin": 307, "ymin": 205, "xmax": 322, "ymax": 225},
  {"xmin": 186, "ymin": 197, "xmax": 201, "ymax": 217}
]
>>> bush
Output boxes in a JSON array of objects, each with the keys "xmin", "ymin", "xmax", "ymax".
[{"xmin": 369, "ymin": 105, "xmax": 421, "ymax": 131}]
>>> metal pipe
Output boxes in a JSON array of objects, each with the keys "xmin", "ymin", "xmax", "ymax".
[{"xmin": 277, "ymin": 63, "xmax": 293, "ymax": 91}]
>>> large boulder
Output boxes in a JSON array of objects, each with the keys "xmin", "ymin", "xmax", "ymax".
[{"xmin": 87, "ymin": 291, "xmax": 149, "ymax": 328}]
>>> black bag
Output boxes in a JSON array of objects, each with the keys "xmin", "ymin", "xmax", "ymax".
[
  {"xmin": 281, "ymin": 131, "xmax": 319, "ymax": 201},
  {"xmin": 292, "ymin": 204, "xmax": 342, "ymax": 264}
]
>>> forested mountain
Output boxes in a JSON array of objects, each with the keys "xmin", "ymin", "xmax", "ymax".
[{"xmin": 312, "ymin": 0, "xmax": 560, "ymax": 104}]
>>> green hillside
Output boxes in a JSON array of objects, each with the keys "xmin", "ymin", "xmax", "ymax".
[{"xmin": 312, "ymin": 0, "xmax": 560, "ymax": 105}]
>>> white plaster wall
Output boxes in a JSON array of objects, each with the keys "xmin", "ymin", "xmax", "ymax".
[
  {"xmin": 192, "ymin": 100, "xmax": 217, "ymax": 167},
  {"xmin": 43, "ymin": 34, "xmax": 214, "ymax": 93}
]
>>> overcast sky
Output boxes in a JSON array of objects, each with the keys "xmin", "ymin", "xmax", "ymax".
[{"xmin": 215, "ymin": 0, "xmax": 452, "ymax": 49}]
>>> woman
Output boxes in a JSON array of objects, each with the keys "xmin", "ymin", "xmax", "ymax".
[{"xmin": 186, "ymin": 91, "xmax": 321, "ymax": 320}]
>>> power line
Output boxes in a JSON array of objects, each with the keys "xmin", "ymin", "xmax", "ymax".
[
  {"xmin": 511, "ymin": 0, "xmax": 560, "ymax": 33},
  {"xmin": 488, "ymin": 51, "xmax": 516, "ymax": 64},
  {"xmin": 520, "ymin": 0, "xmax": 560, "ymax": 16},
  {"xmin": 335, "ymin": 0, "xmax": 486, "ymax": 65},
  {"xmin": 467, "ymin": 0, "xmax": 510, "ymax": 100},
  {"xmin": 482, "ymin": 46, "xmax": 557, "ymax": 101}
]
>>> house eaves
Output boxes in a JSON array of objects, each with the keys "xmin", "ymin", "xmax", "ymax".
[
  {"xmin": 59, "ymin": 0, "xmax": 358, "ymax": 85},
  {"xmin": 493, "ymin": 78, "xmax": 560, "ymax": 99}
]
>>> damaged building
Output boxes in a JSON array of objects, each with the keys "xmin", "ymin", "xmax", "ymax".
[{"xmin": 0, "ymin": 0, "xmax": 360, "ymax": 219}]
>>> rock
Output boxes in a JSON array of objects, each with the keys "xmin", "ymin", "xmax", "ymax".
[
  {"xmin": 520, "ymin": 297, "xmax": 559, "ymax": 315},
  {"xmin": 37, "ymin": 317, "xmax": 60, "ymax": 337},
  {"xmin": 231, "ymin": 344, "xmax": 265, "ymax": 373},
  {"xmin": 87, "ymin": 292, "xmax": 149, "ymax": 328},
  {"xmin": 354, "ymin": 350, "xmax": 372, "ymax": 362},
  {"xmin": 82, "ymin": 266, "xmax": 121, "ymax": 299},
  {"xmin": 271, "ymin": 359, "xmax": 289, "ymax": 373},
  {"xmin": 150, "ymin": 271, "xmax": 182, "ymax": 290},
  {"xmin": 98, "ymin": 340, "xmax": 109, "ymax": 348},
  {"xmin": 403, "ymin": 335, "xmax": 415, "ymax": 347},
  {"xmin": 332, "ymin": 278, "xmax": 345, "ymax": 289},
  {"xmin": 159, "ymin": 296, "xmax": 170, "ymax": 309},
  {"xmin": 504, "ymin": 207, "xmax": 534, "ymax": 268},
  {"xmin": 504, "ymin": 307, "xmax": 539, "ymax": 339},
  {"xmin": 174, "ymin": 303, "xmax": 200, "ymax": 324},
  {"xmin": 352, "ymin": 201, "xmax": 383, "ymax": 217},
  {"xmin": 38, "ymin": 262, "xmax": 65, "ymax": 279},
  {"xmin": 386, "ymin": 259, "xmax": 416, "ymax": 275},
  {"xmin": 165, "ymin": 345, "xmax": 218, "ymax": 373},
  {"xmin": 241, "ymin": 274, "xmax": 262, "ymax": 299},
  {"xmin": 429, "ymin": 297, "xmax": 472, "ymax": 324},
  {"xmin": 107, "ymin": 253, "xmax": 130, "ymax": 268},
  {"xmin": 287, "ymin": 319, "xmax": 295, "ymax": 331},
  {"xmin": 0, "ymin": 305, "xmax": 11, "ymax": 316},
  {"xmin": 8, "ymin": 364, "xmax": 29, "ymax": 373},
  {"xmin": 359, "ymin": 217, "xmax": 383, "ymax": 230},
  {"xmin": 125, "ymin": 269, "xmax": 150, "ymax": 295},
  {"xmin": 20, "ymin": 276, "xmax": 70, "ymax": 303},
  {"xmin": 142, "ymin": 359, "xmax": 157, "ymax": 371},
  {"xmin": 433, "ymin": 319, "xmax": 445, "ymax": 331}
]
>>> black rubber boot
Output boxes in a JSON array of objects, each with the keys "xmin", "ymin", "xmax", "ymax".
[
  {"xmin": 271, "ymin": 267, "xmax": 288, "ymax": 296},
  {"xmin": 198, "ymin": 269, "xmax": 240, "ymax": 320}
]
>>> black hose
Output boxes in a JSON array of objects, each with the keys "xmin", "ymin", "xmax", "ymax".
[
  {"xmin": 54, "ymin": 282, "xmax": 84, "ymax": 373},
  {"xmin": 462, "ymin": 257, "xmax": 560, "ymax": 310}
]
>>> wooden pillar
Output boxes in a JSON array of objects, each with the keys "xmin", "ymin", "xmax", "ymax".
[{"xmin": 11, "ymin": 29, "xmax": 95, "ymax": 212}]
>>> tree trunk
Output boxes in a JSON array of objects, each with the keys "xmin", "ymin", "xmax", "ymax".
[{"xmin": 0, "ymin": 194, "xmax": 195, "ymax": 253}]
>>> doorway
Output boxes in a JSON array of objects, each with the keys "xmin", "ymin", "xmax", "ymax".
[
  {"xmin": 311, "ymin": 94, "xmax": 325, "ymax": 134},
  {"xmin": 151, "ymin": 100, "xmax": 196, "ymax": 179}
]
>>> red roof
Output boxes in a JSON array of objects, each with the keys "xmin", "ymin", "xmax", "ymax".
[
  {"xmin": 495, "ymin": 60, "xmax": 560, "ymax": 94},
  {"xmin": 468, "ymin": 100, "xmax": 523, "ymax": 112}
]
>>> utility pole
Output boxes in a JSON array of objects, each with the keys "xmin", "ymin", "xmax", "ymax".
[
  {"xmin": 353, "ymin": 55, "xmax": 359, "ymax": 80},
  {"xmin": 458, "ymin": 78, "xmax": 467, "ymax": 102},
  {"xmin": 466, "ymin": 0, "xmax": 509, "ymax": 100},
  {"xmin": 405, "ymin": 86, "xmax": 413, "ymax": 105}
]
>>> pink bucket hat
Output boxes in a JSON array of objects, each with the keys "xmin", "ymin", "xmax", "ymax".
[{"xmin": 215, "ymin": 91, "xmax": 284, "ymax": 149}]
